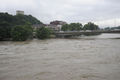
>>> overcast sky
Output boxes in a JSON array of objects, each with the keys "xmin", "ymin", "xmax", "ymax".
[{"xmin": 0, "ymin": 0, "xmax": 120, "ymax": 28}]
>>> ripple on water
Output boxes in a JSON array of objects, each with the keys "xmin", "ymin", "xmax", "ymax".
[{"xmin": 0, "ymin": 34, "xmax": 120, "ymax": 80}]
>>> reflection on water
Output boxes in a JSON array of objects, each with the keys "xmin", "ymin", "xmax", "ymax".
[
  {"xmin": 0, "ymin": 33, "xmax": 120, "ymax": 80},
  {"xmin": 97, "ymin": 33, "xmax": 120, "ymax": 39},
  {"xmin": 79, "ymin": 33, "xmax": 120, "ymax": 39}
]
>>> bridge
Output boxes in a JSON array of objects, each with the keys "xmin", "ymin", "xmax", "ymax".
[{"xmin": 55, "ymin": 30, "xmax": 120, "ymax": 37}]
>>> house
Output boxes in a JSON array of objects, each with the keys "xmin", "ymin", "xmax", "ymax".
[
  {"xmin": 32, "ymin": 24, "xmax": 45, "ymax": 30},
  {"xmin": 45, "ymin": 20, "xmax": 67, "ymax": 31},
  {"xmin": 50, "ymin": 20, "xmax": 67, "ymax": 25},
  {"xmin": 45, "ymin": 24, "xmax": 61, "ymax": 31}
]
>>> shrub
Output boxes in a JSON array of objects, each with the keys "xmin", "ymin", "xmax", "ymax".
[
  {"xmin": 11, "ymin": 25, "xmax": 33, "ymax": 41},
  {"xmin": 61, "ymin": 23, "xmax": 82, "ymax": 31},
  {"xmin": 83, "ymin": 22, "xmax": 100, "ymax": 30},
  {"xmin": 36, "ymin": 27, "xmax": 52, "ymax": 39},
  {"xmin": 0, "ymin": 22, "xmax": 12, "ymax": 40}
]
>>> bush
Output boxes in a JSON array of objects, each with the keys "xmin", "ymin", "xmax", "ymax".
[
  {"xmin": 83, "ymin": 22, "xmax": 100, "ymax": 30},
  {"xmin": 0, "ymin": 22, "xmax": 12, "ymax": 40},
  {"xmin": 61, "ymin": 24, "xmax": 69, "ymax": 31},
  {"xmin": 61, "ymin": 23, "xmax": 82, "ymax": 31},
  {"xmin": 11, "ymin": 25, "xmax": 33, "ymax": 41},
  {"xmin": 36, "ymin": 27, "xmax": 52, "ymax": 39}
]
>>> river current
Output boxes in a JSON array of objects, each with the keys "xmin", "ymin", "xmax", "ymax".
[{"xmin": 0, "ymin": 33, "xmax": 120, "ymax": 80}]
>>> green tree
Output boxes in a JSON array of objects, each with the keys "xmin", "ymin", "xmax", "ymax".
[
  {"xmin": 69, "ymin": 23, "xmax": 82, "ymax": 31},
  {"xmin": 104, "ymin": 27, "xmax": 111, "ymax": 30},
  {"xmin": 83, "ymin": 22, "xmax": 99, "ymax": 30},
  {"xmin": 61, "ymin": 24, "xmax": 69, "ymax": 31},
  {"xmin": 14, "ymin": 14, "xmax": 43, "ymax": 25},
  {"xmin": 36, "ymin": 27, "xmax": 52, "ymax": 39},
  {"xmin": 0, "ymin": 22, "xmax": 12, "ymax": 40},
  {"xmin": 61, "ymin": 23, "xmax": 82, "ymax": 31},
  {"xmin": 11, "ymin": 25, "xmax": 33, "ymax": 41},
  {"xmin": 0, "ymin": 12, "xmax": 43, "ymax": 27},
  {"xmin": 0, "ymin": 12, "xmax": 43, "ymax": 41},
  {"xmin": 0, "ymin": 13, "xmax": 14, "ymax": 26}
]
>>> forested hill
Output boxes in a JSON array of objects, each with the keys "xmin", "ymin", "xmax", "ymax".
[{"xmin": 0, "ymin": 12, "xmax": 43, "ymax": 26}]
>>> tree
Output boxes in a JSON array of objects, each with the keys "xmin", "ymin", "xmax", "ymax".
[
  {"xmin": 61, "ymin": 23, "xmax": 82, "ymax": 31},
  {"xmin": 14, "ymin": 14, "xmax": 43, "ymax": 25},
  {"xmin": 36, "ymin": 27, "xmax": 52, "ymax": 39},
  {"xmin": 0, "ymin": 12, "xmax": 43, "ymax": 41},
  {"xmin": 0, "ymin": 22, "xmax": 12, "ymax": 40},
  {"xmin": 69, "ymin": 23, "xmax": 82, "ymax": 31},
  {"xmin": 104, "ymin": 27, "xmax": 111, "ymax": 30},
  {"xmin": 83, "ymin": 22, "xmax": 99, "ymax": 30},
  {"xmin": 11, "ymin": 25, "xmax": 33, "ymax": 41},
  {"xmin": 61, "ymin": 24, "xmax": 69, "ymax": 31},
  {"xmin": 0, "ymin": 12, "xmax": 43, "ymax": 27},
  {"xmin": 0, "ymin": 13, "xmax": 14, "ymax": 26}
]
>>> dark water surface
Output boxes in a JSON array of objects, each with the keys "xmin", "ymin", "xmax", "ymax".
[{"xmin": 0, "ymin": 33, "xmax": 120, "ymax": 80}]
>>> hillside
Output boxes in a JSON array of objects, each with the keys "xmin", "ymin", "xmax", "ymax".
[{"xmin": 0, "ymin": 12, "xmax": 43, "ymax": 26}]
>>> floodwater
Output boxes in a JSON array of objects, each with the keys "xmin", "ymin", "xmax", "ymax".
[{"xmin": 0, "ymin": 33, "xmax": 120, "ymax": 80}]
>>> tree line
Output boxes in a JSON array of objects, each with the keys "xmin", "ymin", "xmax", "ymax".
[
  {"xmin": 0, "ymin": 12, "xmax": 52, "ymax": 41},
  {"xmin": 0, "ymin": 12, "xmax": 100, "ymax": 41},
  {"xmin": 61, "ymin": 22, "xmax": 100, "ymax": 31}
]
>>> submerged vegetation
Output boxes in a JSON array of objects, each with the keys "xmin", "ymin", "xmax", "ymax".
[
  {"xmin": 11, "ymin": 24, "xmax": 33, "ymax": 41},
  {"xmin": 0, "ymin": 22, "xmax": 12, "ymax": 40},
  {"xmin": 36, "ymin": 27, "xmax": 53, "ymax": 39}
]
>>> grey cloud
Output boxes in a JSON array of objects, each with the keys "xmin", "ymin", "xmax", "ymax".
[{"xmin": 0, "ymin": 0, "xmax": 120, "ymax": 27}]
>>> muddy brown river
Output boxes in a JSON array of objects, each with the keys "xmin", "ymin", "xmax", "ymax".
[{"xmin": 0, "ymin": 33, "xmax": 120, "ymax": 80}]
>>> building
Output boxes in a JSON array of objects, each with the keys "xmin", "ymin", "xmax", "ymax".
[
  {"xmin": 45, "ymin": 24, "xmax": 61, "ymax": 31},
  {"xmin": 16, "ymin": 10, "xmax": 24, "ymax": 15},
  {"xmin": 32, "ymin": 24, "xmax": 45, "ymax": 30},
  {"xmin": 32, "ymin": 20, "xmax": 67, "ymax": 31},
  {"xmin": 50, "ymin": 20, "xmax": 67, "ymax": 25},
  {"xmin": 45, "ymin": 20, "xmax": 67, "ymax": 31}
]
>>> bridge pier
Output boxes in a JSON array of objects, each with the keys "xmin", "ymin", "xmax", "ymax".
[{"xmin": 55, "ymin": 34, "xmax": 82, "ymax": 38}]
